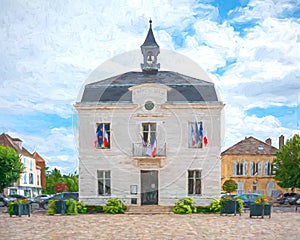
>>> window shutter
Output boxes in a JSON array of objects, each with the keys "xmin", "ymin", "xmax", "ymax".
[
  {"xmin": 243, "ymin": 161, "xmax": 248, "ymax": 176},
  {"xmin": 233, "ymin": 161, "xmax": 237, "ymax": 176},
  {"xmin": 250, "ymin": 161, "xmax": 253, "ymax": 176}
]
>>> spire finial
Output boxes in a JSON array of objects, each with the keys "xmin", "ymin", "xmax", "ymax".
[{"xmin": 149, "ymin": 18, "xmax": 152, "ymax": 26}]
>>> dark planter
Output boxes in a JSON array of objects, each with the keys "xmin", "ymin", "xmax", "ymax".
[
  {"xmin": 249, "ymin": 204, "xmax": 271, "ymax": 218},
  {"xmin": 11, "ymin": 204, "xmax": 30, "ymax": 217},
  {"xmin": 55, "ymin": 200, "xmax": 67, "ymax": 214},
  {"xmin": 220, "ymin": 200, "xmax": 240, "ymax": 216}
]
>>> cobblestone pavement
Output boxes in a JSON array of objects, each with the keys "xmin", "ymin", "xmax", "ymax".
[{"xmin": 0, "ymin": 208, "xmax": 299, "ymax": 240}]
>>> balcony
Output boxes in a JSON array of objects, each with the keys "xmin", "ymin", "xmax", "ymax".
[
  {"xmin": 132, "ymin": 142, "xmax": 166, "ymax": 168},
  {"xmin": 132, "ymin": 142, "xmax": 166, "ymax": 158}
]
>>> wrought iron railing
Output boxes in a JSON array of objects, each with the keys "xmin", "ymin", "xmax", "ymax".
[{"xmin": 132, "ymin": 142, "xmax": 166, "ymax": 157}]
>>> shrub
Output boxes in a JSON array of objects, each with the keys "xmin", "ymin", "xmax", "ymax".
[
  {"xmin": 222, "ymin": 180, "xmax": 238, "ymax": 194},
  {"xmin": 66, "ymin": 199, "xmax": 78, "ymax": 215},
  {"xmin": 76, "ymin": 201, "xmax": 88, "ymax": 214},
  {"xmin": 103, "ymin": 198, "xmax": 127, "ymax": 214},
  {"xmin": 195, "ymin": 206, "xmax": 213, "ymax": 214},
  {"xmin": 46, "ymin": 200, "xmax": 56, "ymax": 215},
  {"xmin": 86, "ymin": 205, "xmax": 104, "ymax": 214},
  {"xmin": 209, "ymin": 198, "xmax": 221, "ymax": 214},
  {"xmin": 172, "ymin": 198, "xmax": 195, "ymax": 214}
]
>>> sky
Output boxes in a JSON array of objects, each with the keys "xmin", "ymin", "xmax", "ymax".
[{"xmin": 0, "ymin": 0, "xmax": 299, "ymax": 174}]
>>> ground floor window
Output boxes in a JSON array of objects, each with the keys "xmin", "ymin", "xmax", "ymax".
[
  {"xmin": 188, "ymin": 170, "xmax": 201, "ymax": 195},
  {"xmin": 24, "ymin": 190, "xmax": 31, "ymax": 197},
  {"xmin": 97, "ymin": 170, "xmax": 111, "ymax": 195}
]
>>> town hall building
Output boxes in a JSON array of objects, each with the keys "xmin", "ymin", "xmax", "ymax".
[{"xmin": 74, "ymin": 20, "xmax": 224, "ymax": 206}]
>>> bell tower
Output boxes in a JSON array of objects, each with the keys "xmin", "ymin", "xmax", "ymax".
[{"xmin": 141, "ymin": 19, "xmax": 160, "ymax": 73}]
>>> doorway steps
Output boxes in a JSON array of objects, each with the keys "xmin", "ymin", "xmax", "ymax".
[{"xmin": 126, "ymin": 205, "xmax": 173, "ymax": 215}]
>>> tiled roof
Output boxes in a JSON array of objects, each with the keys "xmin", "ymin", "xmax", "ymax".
[
  {"xmin": 221, "ymin": 136, "xmax": 278, "ymax": 156},
  {"xmin": 0, "ymin": 133, "xmax": 33, "ymax": 158}
]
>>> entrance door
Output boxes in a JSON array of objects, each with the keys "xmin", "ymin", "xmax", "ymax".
[{"xmin": 141, "ymin": 170, "xmax": 158, "ymax": 205}]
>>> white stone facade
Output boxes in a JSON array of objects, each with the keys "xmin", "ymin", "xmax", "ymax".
[{"xmin": 75, "ymin": 83, "xmax": 223, "ymax": 206}]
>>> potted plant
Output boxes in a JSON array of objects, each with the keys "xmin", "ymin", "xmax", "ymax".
[
  {"xmin": 249, "ymin": 195, "xmax": 271, "ymax": 218},
  {"xmin": 220, "ymin": 180, "xmax": 242, "ymax": 215},
  {"xmin": 8, "ymin": 199, "xmax": 30, "ymax": 217}
]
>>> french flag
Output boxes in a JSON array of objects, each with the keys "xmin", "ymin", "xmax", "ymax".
[
  {"xmin": 103, "ymin": 128, "xmax": 109, "ymax": 147},
  {"xmin": 151, "ymin": 138, "xmax": 157, "ymax": 157}
]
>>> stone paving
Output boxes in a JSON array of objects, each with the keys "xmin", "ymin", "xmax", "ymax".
[{"xmin": 0, "ymin": 208, "xmax": 299, "ymax": 240}]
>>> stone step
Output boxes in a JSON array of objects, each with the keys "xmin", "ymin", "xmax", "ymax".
[{"xmin": 126, "ymin": 205, "xmax": 173, "ymax": 215}]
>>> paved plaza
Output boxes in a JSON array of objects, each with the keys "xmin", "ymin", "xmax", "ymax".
[{"xmin": 0, "ymin": 208, "xmax": 299, "ymax": 240}]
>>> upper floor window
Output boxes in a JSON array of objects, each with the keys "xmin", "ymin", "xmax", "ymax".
[
  {"xmin": 142, "ymin": 123, "xmax": 157, "ymax": 157},
  {"xmin": 29, "ymin": 160, "xmax": 33, "ymax": 170},
  {"xmin": 264, "ymin": 161, "xmax": 274, "ymax": 176},
  {"xmin": 188, "ymin": 122, "xmax": 208, "ymax": 148},
  {"xmin": 250, "ymin": 161, "xmax": 262, "ymax": 176},
  {"xmin": 37, "ymin": 174, "xmax": 40, "ymax": 186},
  {"xmin": 29, "ymin": 173, "xmax": 34, "ymax": 184},
  {"xmin": 233, "ymin": 160, "xmax": 248, "ymax": 176},
  {"xmin": 23, "ymin": 157, "xmax": 26, "ymax": 167},
  {"xmin": 95, "ymin": 123, "xmax": 110, "ymax": 149},
  {"xmin": 188, "ymin": 170, "xmax": 201, "ymax": 195},
  {"xmin": 23, "ymin": 173, "xmax": 27, "ymax": 184}
]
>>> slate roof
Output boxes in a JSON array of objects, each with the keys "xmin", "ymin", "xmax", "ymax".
[
  {"xmin": 221, "ymin": 136, "xmax": 278, "ymax": 156},
  {"xmin": 80, "ymin": 71, "xmax": 219, "ymax": 103},
  {"xmin": 0, "ymin": 133, "xmax": 33, "ymax": 158}
]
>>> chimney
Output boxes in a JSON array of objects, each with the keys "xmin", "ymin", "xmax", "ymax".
[
  {"xmin": 265, "ymin": 138, "xmax": 272, "ymax": 146},
  {"xmin": 279, "ymin": 135, "xmax": 284, "ymax": 148}
]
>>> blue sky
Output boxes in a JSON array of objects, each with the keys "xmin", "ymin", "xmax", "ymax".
[{"xmin": 0, "ymin": 0, "xmax": 299, "ymax": 174}]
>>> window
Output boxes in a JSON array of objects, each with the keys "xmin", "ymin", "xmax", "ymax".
[
  {"xmin": 23, "ymin": 157, "xmax": 26, "ymax": 167},
  {"xmin": 264, "ymin": 161, "xmax": 274, "ymax": 176},
  {"xmin": 188, "ymin": 170, "xmax": 201, "ymax": 195},
  {"xmin": 29, "ymin": 160, "xmax": 33, "ymax": 170},
  {"xmin": 142, "ymin": 123, "xmax": 156, "ymax": 145},
  {"xmin": 95, "ymin": 123, "xmax": 110, "ymax": 149},
  {"xmin": 236, "ymin": 162, "xmax": 243, "ymax": 175},
  {"xmin": 37, "ymin": 174, "xmax": 40, "ymax": 186},
  {"xmin": 97, "ymin": 170, "xmax": 111, "ymax": 195},
  {"xmin": 23, "ymin": 173, "xmax": 27, "ymax": 184},
  {"xmin": 250, "ymin": 161, "xmax": 260, "ymax": 176},
  {"xmin": 24, "ymin": 190, "xmax": 31, "ymax": 198},
  {"xmin": 29, "ymin": 173, "xmax": 34, "ymax": 184},
  {"xmin": 188, "ymin": 122, "xmax": 203, "ymax": 148}
]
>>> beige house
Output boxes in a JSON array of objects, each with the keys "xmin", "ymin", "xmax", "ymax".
[
  {"xmin": 75, "ymin": 20, "xmax": 224, "ymax": 206},
  {"xmin": 0, "ymin": 133, "xmax": 45, "ymax": 197},
  {"xmin": 221, "ymin": 136, "xmax": 285, "ymax": 196}
]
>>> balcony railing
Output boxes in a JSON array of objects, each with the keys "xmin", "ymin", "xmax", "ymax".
[{"xmin": 132, "ymin": 143, "xmax": 166, "ymax": 157}]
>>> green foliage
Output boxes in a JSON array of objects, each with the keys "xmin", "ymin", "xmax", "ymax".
[
  {"xmin": 254, "ymin": 195, "xmax": 269, "ymax": 205},
  {"xmin": 274, "ymin": 134, "xmax": 300, "ymax": 188},
  {"xmin": 103, "ymin": 198, "xmax": 127, "ymax": 214},
  {"xmin": 66, "ymin": 199, "xmax": 78, "ymax": 215},
  {"xmin": 172, "ymin": 198, "xmax": 195, "ymax": 214},
  {"xmin": 86, "ymin": 205, "xmax": 104, "ymax": 213},
  {"xmin": 0, "ymin": 146, "xmax": 24, "ymax": 192},
  {"xmin": 44, "ymin": 168, "xmax": 78, "ymax": 194},
  {"xmin": 76, "ymin": 201, "xmax": 88, "ymax": 214},
  {"xmin": 8, "ymin": 200, "xmax": 30, "ymax": 216},
  {"xmin": 209, "ymin": 197, "xmax": 244, "ymax": 214},
  {"xmin": 222, "ymin": 179, "xmax": 238, "ymax": 194},
  {"xmin": 209, "ymin": 198, "xmax": 221, "ymax": 214},
  {"xmin": 195, "ymin": 206, "xmax": 213, "ymax": 214},
  {"xmin": 46, "ymin": 200, "xmax": 57, "ymax": 215}
]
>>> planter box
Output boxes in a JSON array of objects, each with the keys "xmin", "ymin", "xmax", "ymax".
[
  {"xmin": 10, "ymin": 204, "xmax": 30, "ymax": 217},
  {"xmin": 220, "ymin": 200, "xmax": 240, "ymax": 216},
  {"xmin": 55, "ymin": 200, "xmax": 67, "ymax": 214},
  {"xmin": 249, "ymin": 204, "xmax": 271, "ymax": 218}
]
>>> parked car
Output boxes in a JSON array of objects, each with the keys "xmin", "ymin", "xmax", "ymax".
[
  {"xmin": 31, "ymin": 194, "xmax": 53, "ymax": 204},
  {"xmin": 238, "ymin": 193, "xmax": 262, "ymax": 208},
  {"xmin": 0, "ymin": 194, "xmax": 15, "ymax": 207},
  {"xmin": 276, "ymin": 193, "xmax": 297, "ymax": 205},
  {"xmin": 40, "ymin": 192, "xmax": 79, "ymax": 209},
  {"xmin": 8, "ymin": 194, "xmax": 29, "ymax": 202},
  {"xmin": 287, "ymin": 194, "xmax": 300, "ymax": 205}
]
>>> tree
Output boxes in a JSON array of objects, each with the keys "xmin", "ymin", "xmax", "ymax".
[
  {"xmin": 274, "ymin": 134, "xmax": 300, "ymax": 188},
  {"xmin": 222, "ymin": 179, "xmax": 238, "ymax": 194},
  {"xmin": 54, "ymin": 182, "xmax": 69, "ymax": 193},
  {"xmin": 0, "ymin": 146, "xmax": 24, "ymax": 193}
]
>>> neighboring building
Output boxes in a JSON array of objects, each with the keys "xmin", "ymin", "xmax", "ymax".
[
  {"xmin": 0, "ymin": 133, "xmax": 45, "ymax": 197},
  {"xmin": 221, "ymin": 136, "xmax": 285, "ymax": 196},
  {"xmin": 75, "ymin": 20, "xmax": 224, "ymax": 206},
  {"xmin": 33, "ymin": 151, "xmax": 47, "ymax": 190}
]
